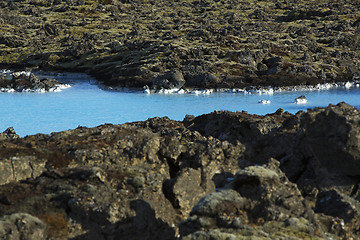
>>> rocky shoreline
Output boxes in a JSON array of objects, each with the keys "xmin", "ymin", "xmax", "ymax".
[
  {"xmin": 0, "ymin": 70, "xmax": 70, "ymax": 92},
  {"xmin": 1, "ymin": 1, "xmax": 360, "ymax": 239},
  {"xmin": 1, "ymin": 102, "xmax": 360, "ymax": 239},
  {"xmin": 1, "ymin": 68, "xmax": 359, "ymax": 95},
  {"xmin": 1, "ymin": 0, "xmax": 360, "ymax": 91},
  {"xmin": 143, "ymin": 80, "xmax": 360, "ymax": 95}
]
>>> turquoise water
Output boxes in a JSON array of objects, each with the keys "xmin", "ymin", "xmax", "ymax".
[{"xmin": 1, "ymin": 73, "xmax": 359, "ymax": 137}]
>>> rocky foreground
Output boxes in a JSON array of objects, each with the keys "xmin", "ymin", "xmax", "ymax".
[
  {"xmin": 0, "ymin": 102, "xmax": 359, "ymax": 239},
  {"xmin": 1, "ymin": 0, "xmax": 360, "ymax": 90}
]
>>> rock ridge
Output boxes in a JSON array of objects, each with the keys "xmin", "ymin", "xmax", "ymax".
[{"xmin": 0, "ymin": 102, "xmax": 360, "ymax": 239}]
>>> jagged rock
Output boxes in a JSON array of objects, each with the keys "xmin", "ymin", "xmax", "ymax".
[
  {"xmin": 294, "ymin": 95, "xmax": 307, "ymax": 104},
  {"xmin": 179, "ymin": 189, "xmax": 247, "ymax": 236},
  {"xmin": 0, "ymin": 156, "xmax": 46, "ymax": 185},
  {"xmin": 0, "ymin": 213, "xmax": 46, "ymax": 240},
  {"xmin": 315, "ymin": 189, "xmax": 360, "ymax": 223},
  {"xmin": 225, "ymin": 50, "xmax": 256, "ymax": 68},
  {"xmin": 0, "ymin": 104, "xmax": 359, "ymax": 239},
  {"xmin": 163, "ymin": 168, "xmax": 215, "ymax": 216},
  {"xmin": 233, "ymin": 159, "xmax": 315, "ymax": 222},
  {"xmin": 234, "ymin": 166, "xmax": 279, "ymax": 185},
  {"xmin": 0, "ymin": 127, "xmax": 19, "ymax": 141},
  {"xmin": 184, "ymin": 72, "xmax": 220, "ymax": 88},
  {"xmin": 189, "ymin": 189, "xmax": 247, "ymax": 218},
  {"xmin": 152, "ymin": 70, "xmax": 185, "ymax": 90},
  {"xmin": 180, "ymin": 159, "xmax": 318, "ymax": 238},
  {"xmin": 113, "ymin": 200, "xmax": 176, "ymax": 240},
  {"xmin": 0, "ymin": 71, "xmax": 66, "ymax": 92},
  {"xmin": 185, "ymin": 110, "xmax": 286, "ymax": 144},
  {"xmin": 265, "ymin": 56, "xmax": 283, "ymax": 69},
  {"xmin": 301, "ymin": 102, "xmax": 360, "ymax": 176}
]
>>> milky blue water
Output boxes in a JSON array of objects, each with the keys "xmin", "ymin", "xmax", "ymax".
[{"xmin": 1, "ymin": 72, "xmax": 359, "ymax": 137}]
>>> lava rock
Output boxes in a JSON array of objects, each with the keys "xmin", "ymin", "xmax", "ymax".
[
  {"xmin": 0, "ymin": 71, "xmax": 65, "ymax": 92},
  {"xmin": 302, "ymin": 102, "xmax": 360, "ymax": 176},
  {"xmin": 152, "ymin": 70, "xmax": 185, "ymax": 90},
  {"xmin": 0, "ymin": 103, "xmax": 359, "ymax": 239},
  {"xmin": 0, "ymin": 213, "xmax": 46, "ymax": 240}
]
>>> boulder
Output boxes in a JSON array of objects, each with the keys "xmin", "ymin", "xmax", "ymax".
[
  {"xmin": 232, "ymin": 159, "xmax": 315, "ymax": 222},
  {"xmin": 189, "ymin": 189, "xmax": 247, "ymax": 218},
  {"xmin": 0, "ymin": 156, "xmax": 46, "ymax": 185},
  {"xmin": 179, "ymin": 189, "xmax": 247, "ymax": 236},
  {"xmin": 314, "ymin": 189, "xmax": 360, "ymax": 238},
  {"xmin": 301, "ymin": 102, "xmax": 360, "ymax": 176},
  {"xmin": 0, "ymin": 213, "xmax": 46, "ymax": 240},
  {"xmin": 315, "ymin": 189, "xmax": 360, "ymax": 223},
  {"xmin": 163, "ymin": 168, "xmax": 215, "ymax": 216},
  {"xmin": 152, "ymin": 70, "xmax": 185, "ymax": 90},
  {"xmin": 180, "ymin": 159, "xmax": 318, "ymax": 238}
]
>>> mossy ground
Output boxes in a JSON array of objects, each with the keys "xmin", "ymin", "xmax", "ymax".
[{"xmin": 1, "ymin": 0, "xmax": 360, "ymax": 88}]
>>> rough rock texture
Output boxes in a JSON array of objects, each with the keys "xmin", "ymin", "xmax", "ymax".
[
  {"xmin": 0, "ymin": 71, "xmax": 65, "ymax": 92},
  {"xmin": 1, "ymin": 0, "xmax": 360, "ymax": 90},
  {"xmin": 302, "ymin": 103, "xmax": 360, "ymax": 176},
  {"xmin": 1, "ymin": 103, "xmax": 360, "ymax": 239},
  {"xmin": 180, "ymin": 159, "xmax": 319, "ymax": 239},
  {"xmin": 152, "ymin": 70, "xmax": 186, "ymax": 90},
  {"xmin": 0, "ymin": 213, "xmax": 46, "ymax": 240},
  {"xmin": 0, "ymin": 127, "xmax": 19, "ymax": 141}
]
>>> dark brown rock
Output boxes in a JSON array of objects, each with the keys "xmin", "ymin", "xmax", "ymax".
[
  {"xmin": 0, "ymin": 103, "xmax": 359, "ymax": 239},
  {"xmin": 301, "ymin": 102, "xmax": 360, "ymax": 176},
  {"xmin": 180, "ymin": 159, "xmax": 319, "ymax": 238},
  {"xmin": 152, "ymin": 70, "xmax": 185, "ymax": 90},
  {"xmin": 0, "ymin": 71, "xmax": 66, "ymax": 92},
  {"xmin": 163, "ymin": 168, "xmax": 215, "ymax": 216}
]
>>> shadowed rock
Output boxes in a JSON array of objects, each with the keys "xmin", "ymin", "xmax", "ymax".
[
  {"xmin": 152, "ymin": 70, "xmax": 185, "ymax": 90},
  {"xmin": 0, "ymin": 103, "xmax": 359, "ymax": 239}
]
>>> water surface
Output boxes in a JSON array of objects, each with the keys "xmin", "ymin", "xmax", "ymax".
[{"xmin": 1, "ymin": 73, "xmax": 359, "ymax": 137}]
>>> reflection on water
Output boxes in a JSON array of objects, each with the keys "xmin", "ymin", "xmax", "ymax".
[{"xmin": 0, "ymin": 73, "xmax": 359, "ymax": 137}]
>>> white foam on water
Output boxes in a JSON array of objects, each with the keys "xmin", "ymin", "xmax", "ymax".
[
  {"xmin": 0, "ymin": 69, "xmax": 12, "ymax": 74},
  {"xmin": 345, "ymin": 82, "xmax": 353, "ymax": 89},
  {"xmin": 258, "ymin": 100, "xmax": 271, "ymax": 104},
  {"xmin": 1, "ymin": 70, "xmax": 360, "ymax": 137},
  {"xmin": 0, "ymin": 88, "xmax": 15, "ymax": 93},
  {"xmin": 142, "ymin": 80, "xmax": 358, "ymax": 96},
  {"xmin": 55, "ymin": 84, "xmax": 71, "ymax": 91},
  {"xmin": 0, "ymin": 69, "xmax": 71, "ymax": 93},
  {"xmin": 143, "ymin": 86, "xmax": 151, "ymax": 94},
  {"xmin": 294, "ymin": 98, "xmax": 308, "ymax": 104},
  {"xmin": 157, "ymin": 88, "xmax": 183, "ymax": 94},
  {"xmin": 12, "ymin": 71, "xmax": 31, "ymax": 78},
  {"xmin": 188, "ymin": 89, "xmax": 214, "ymax": 95},
  {"xmin": 294, "ymin": 96, "xmax": 308, "ymax": 104},
  {"xmin": 1, "ymin": 83, "xmax": 71, "ymax": 93}
]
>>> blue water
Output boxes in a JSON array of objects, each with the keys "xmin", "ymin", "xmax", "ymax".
[{"xmin": 1, "ymin": 73, "xmax": 359, "ymax": 137}]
